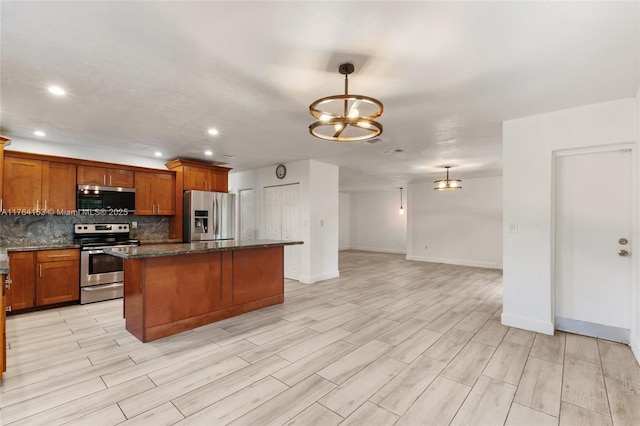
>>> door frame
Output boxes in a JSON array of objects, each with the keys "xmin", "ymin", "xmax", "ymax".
[{"xmin": 551, "ymin": 143, "xmax": 636, "ymax": 342}]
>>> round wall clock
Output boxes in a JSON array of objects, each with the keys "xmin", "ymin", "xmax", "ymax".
[{"xmin": 276, "ymin": 164, "xmax": 287, "ymax": 179}]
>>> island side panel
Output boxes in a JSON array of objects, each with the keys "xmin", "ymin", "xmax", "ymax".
[
  {"xmin": 221, "ymin": 251, "xmax": 233, "ymax": 308},
  {"xmin": 232, "ymin": 246, "xmax": 284, "ymax": 305},
  {"xmin": 144, "ymin": 252, "xmax": 221, "ymax": 330},
  {"xmin": 124, "ymin": 259, "xmax": 145, "ymax": 342}
]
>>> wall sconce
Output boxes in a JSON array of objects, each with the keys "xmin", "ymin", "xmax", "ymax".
[{"xmin": 399, "ymin": 187, "xmax": 404, "ymax": 215}]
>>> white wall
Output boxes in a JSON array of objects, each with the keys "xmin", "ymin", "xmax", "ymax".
[
  {"xmin": 309, "ymin": 161, "xmax": 339, "ymax": 281},
  {"xmin": 503, "ymin": 98, "xmax": 637, "ymax": 335},
  {"xmin": 229, "ymin": 159, "xmax": 339, "ymax": 284},
  {"xmin": 634, "ymin": 86, "xmax": 640, "ymax": 360},
  {"xmin": 349, "ymin": 190, "xmax": 407, "ymax": 254},
  {"xmin": 339, "ymin": 192, "xmax": 351, "ymax": 250},
  {"xmin": 406, "ymin": 176, "xmax": 502, "ymax": 268}
]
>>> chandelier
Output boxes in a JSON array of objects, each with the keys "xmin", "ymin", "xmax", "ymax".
[
  {"xmin": 434, "ymin": 166, "xmax": 462, "ymax": 190},
  {"xmin": 309, "ymin": 63, "xmax": 383, "ymax": 142}
]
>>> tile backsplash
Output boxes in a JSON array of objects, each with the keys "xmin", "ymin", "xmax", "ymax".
[{"xmin": 0, "ymin": 214, "xmax": 169, "ymax": 245}]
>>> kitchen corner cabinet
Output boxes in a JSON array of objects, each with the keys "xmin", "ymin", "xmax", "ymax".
[
  {"xmin": 6, "ymin": 252, "xmax": 36, "ymax": 312},
  {"xmin": 77, "ymin": 165, "xmax": 134, "ymax": 188},
  {"xmin": 3, "ymin": 158, "xmax": 76, "ymax": 212},
  {"xmin": 135, "ymin": 172, "xmax": 175, "ymax": 215},
  {"xmin": 36, "ymin": 249, "xmax": 79, "ymax": 306}
]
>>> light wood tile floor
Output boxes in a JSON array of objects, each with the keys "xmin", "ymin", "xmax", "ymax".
[{"xmin": 2, "ymin": 250, "xmax": 640, "ymax": 425}]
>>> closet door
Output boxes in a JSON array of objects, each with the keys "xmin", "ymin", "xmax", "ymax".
[{"xmin": 263, "ymin": 184, "xmax": 301, "ymax": 280}]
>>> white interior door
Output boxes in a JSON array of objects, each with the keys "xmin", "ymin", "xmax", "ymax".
[
  {"xmin": 264, "ymin": 184, "xmax": 301, "ymax": 280},
  {"xmin": 264, "ymin": 186, "xmax": 282, "ymax": 241},
  {"xmin": 555, "ymin": 148, "xmax": 632, "ymax": 342},
  {"xmin": 239, "ymin": 189, "xmax": 255, "ymax": 240},
  {"xmin": 282, "ymin": 184, "xmax": 301, "ymax": 280}
]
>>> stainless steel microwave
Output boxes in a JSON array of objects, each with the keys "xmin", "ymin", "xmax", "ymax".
[{"xmin": 77, "ymin": 185, "xmax": 135, "ymax": 213}]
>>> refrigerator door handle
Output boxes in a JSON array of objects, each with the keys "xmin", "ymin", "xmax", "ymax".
[{"xmin": 214, "ymin": 196, "xmax": 219, "ymax": 237}]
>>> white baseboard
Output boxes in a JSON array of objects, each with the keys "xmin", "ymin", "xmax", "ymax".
[
  {"xmin": 631, "ymin": 332, "xmax": 640, "ymax": 365},
  {"xmin": 501, "ymin": 313, "xmax": 554, "ymax": 335},
  {"xmin": 349, "ymin": 246, "xmax": 406, "ymax": 254},
  {"xmin": 406, "ymin": 255, "xmax": 502, "ymax": 270},
  {"xmin": 298, "ymin": 270, "xmax": 340, "ymax": 284}
]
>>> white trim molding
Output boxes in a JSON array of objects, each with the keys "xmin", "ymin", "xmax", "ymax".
[
  {"xmin": 501, "ymin": 313, "xmax": 554, "ymax": 335},
  {"xmin": 406, "ymin": 255, "xmax": 502, "ymax": 270}
]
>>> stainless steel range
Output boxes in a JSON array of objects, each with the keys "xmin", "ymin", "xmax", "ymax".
[{"xmin": 74, "ymin": 223, "xmax": 140, "ymax": 304}]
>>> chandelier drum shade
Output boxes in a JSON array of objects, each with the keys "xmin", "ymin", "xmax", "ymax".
[
  {"xmin": 309, "ymin": 63, "xmax": 383, "ymax": 142},
  {"xmin": 434, "ymin": 166, "xmax": 462, "ymax": 191}
]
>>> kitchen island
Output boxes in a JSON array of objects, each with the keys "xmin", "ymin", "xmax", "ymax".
[{"xmin": 106, "ymin": 239, "xmax": 303, "ymax": 342}]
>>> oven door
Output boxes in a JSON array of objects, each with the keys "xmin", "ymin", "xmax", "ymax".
[{"xmin": 80, "ymin": 245, "xmax": 129, "ymax": 287}]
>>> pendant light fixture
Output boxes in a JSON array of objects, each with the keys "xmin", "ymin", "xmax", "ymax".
[
  {"xmin": 309, "ymin": 63, "xmax": 383, "ymax": 142},
  {"xmin": 434, "ymin": 166, "xmax": 462, "ymax": 191},
  {"xmin": 399, "ymin": 187, "xmax": 404, "ymax": 215}
]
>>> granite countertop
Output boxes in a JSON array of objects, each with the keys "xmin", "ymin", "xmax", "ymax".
[
  {"xmin": 0, "ymin": 247, "xmax": 8, "ymax": 274},
  {"xmin": 105, "ymin": 239, "xmax": 304, "ymax": 259},
  {"xmin": 4, "ymin": 243, "xmax": 81, "ymax": 252},
  {"xmin": 139, "ymin": 239, "xmax": 183, "ymax": 245},
  {"xmin": 0, "ymin": 243, "xmax": 82, "ymax": 274}
]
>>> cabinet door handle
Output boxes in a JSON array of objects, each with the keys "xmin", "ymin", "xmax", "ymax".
[
  {"xmin": 44, "ymin": 200, "xmax": 48, "ymax": 210},
  {"xmin": 109, "ymin": 175, "xmax": 112, "ymax": 186},
  {"xmin": 39, "ymin": 264, "xmax": 42, "ymax": 277},
  {"xmin": 47, "ymin": 254, "xmax": 71, "ymax": 258},
  {"xmin": 36, "ymin": 200, "xmax": 39, "ymax": 210},
  {"xmin": 157, "ymin": 203, "xmax": 160, "ymax": 214}
]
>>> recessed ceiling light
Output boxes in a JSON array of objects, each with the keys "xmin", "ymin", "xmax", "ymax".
[
  {"xmin": 204, "ymin": 150, "xmax": 213, "ymax": 156},
  {"xmin": 207, "ymin": 128, "xmax": 219, "ymax": 136},
  {"xmin": 154, "ymin": 151, "xmax": 162, "ymax": 157},
  {"xmin": 33, "ymin": 130, "xmax": 46, "ymax": 137},
  {"xmin": 48, "ymin": 86, "xmax": 66, "ymax": 96}
]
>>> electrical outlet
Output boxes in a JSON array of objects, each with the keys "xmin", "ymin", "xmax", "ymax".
[
  {"xmin": 131, "ymin": 221, "xmax": 138, "ymax": 229},
  {"xmin": 509, "ymin": 222, "xmax": 518, "ymax": 233}
]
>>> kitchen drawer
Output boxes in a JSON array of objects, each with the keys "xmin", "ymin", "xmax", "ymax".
[{"xmin": 36, "ymin": 249, "xmax": 79, "ymax": 263}]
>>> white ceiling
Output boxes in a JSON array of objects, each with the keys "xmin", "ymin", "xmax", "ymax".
[{"xmin": 1, "ymin": 1, "xmax": 638, "ymax": 191}]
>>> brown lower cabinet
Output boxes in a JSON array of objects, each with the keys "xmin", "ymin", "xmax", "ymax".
[
  {"xmin": 36, "ymin": 249, "xmax": 80, "ymax": 306},
  {"xmin": 6, "ymin": 249, "xmax": 79, "ymax": 312},
  {"xmin": 6, "ymin": 251, "xmax": 36, "ymax": 312}
]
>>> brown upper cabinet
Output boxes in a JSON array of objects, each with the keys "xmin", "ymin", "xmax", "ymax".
[
  {"xmin": 135, "ymin": 172, "xmax": 175, "ymax": 215},
  {"xmin": 3, "ymin": 157, "xmax": 76, "ymax": 211},
  {"xmin": 179, "ymin": 164, "xmax": 229, "ymax": 193},
  {"xmin": 77, "ymin": 165, "xmax": 134, "ymax": 187}
]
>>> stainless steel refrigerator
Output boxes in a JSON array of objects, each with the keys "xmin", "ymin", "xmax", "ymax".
[{"xmin": 183, "ymin": 190, "xmax": 236, "ymax": 242}]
